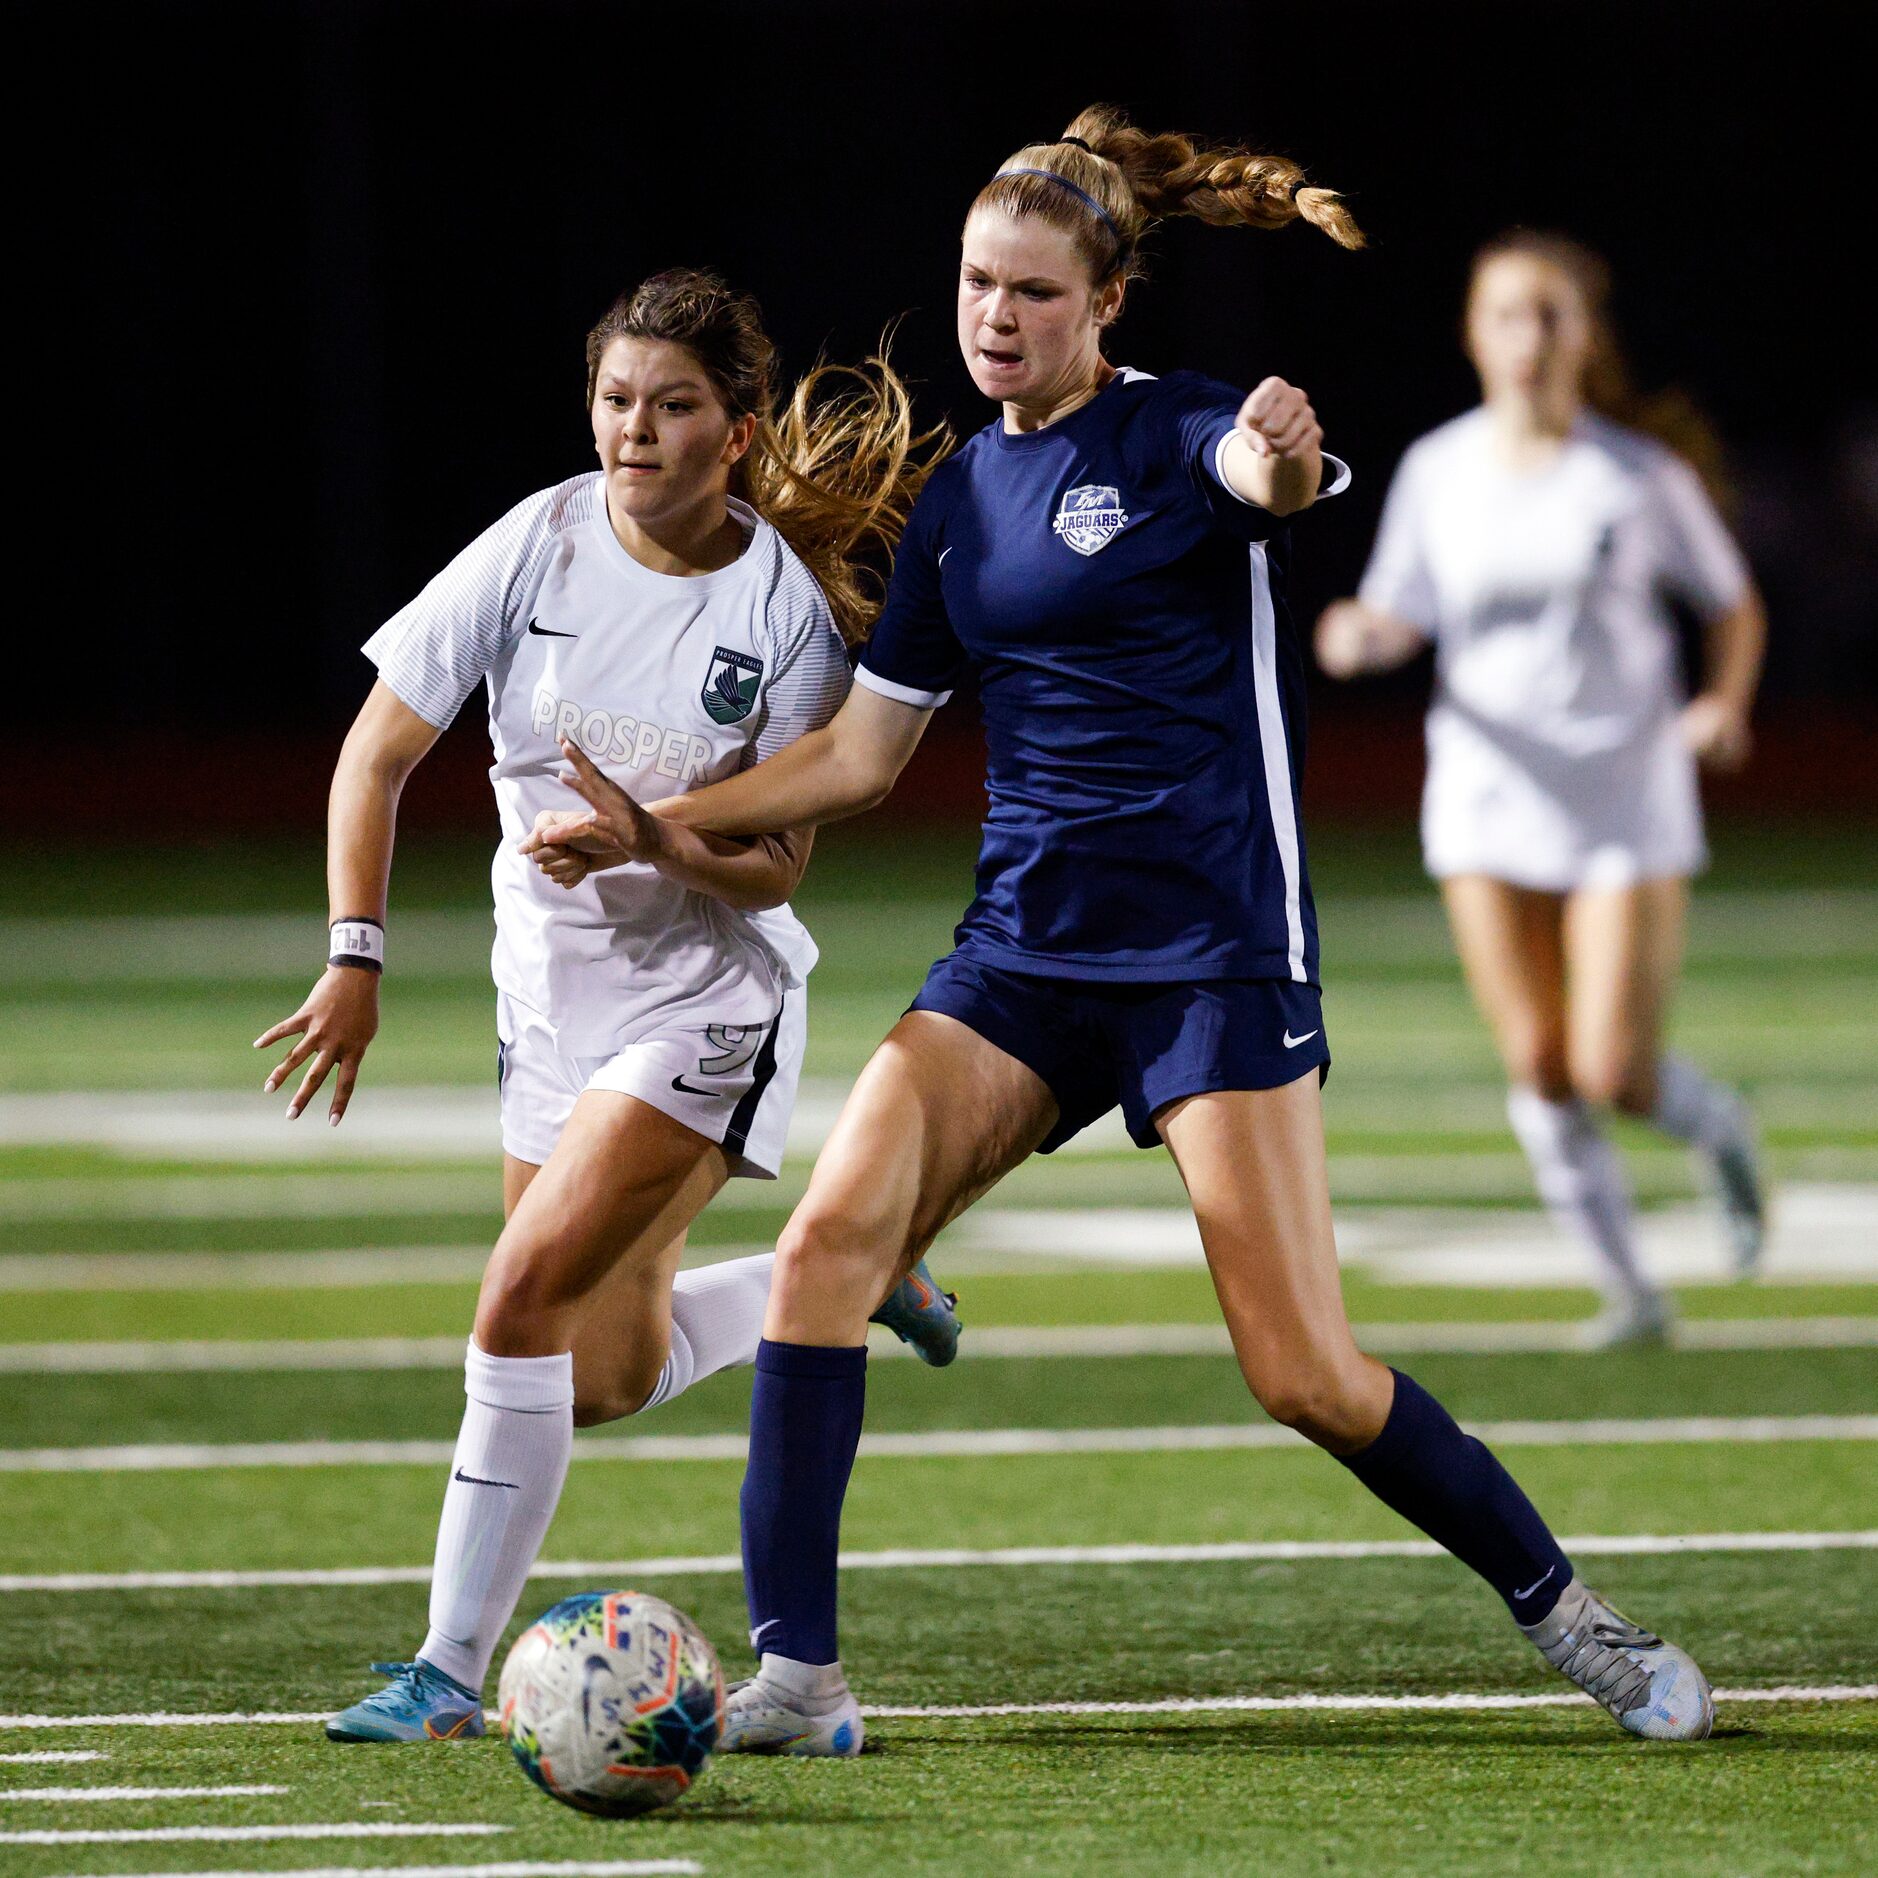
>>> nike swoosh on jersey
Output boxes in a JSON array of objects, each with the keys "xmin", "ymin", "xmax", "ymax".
[
  {"xmin": 527, "ymin": 617, "xmax": 577, "ymax": 638},
  {"xmin": 671, "ymin": 1074, "xmax": 717, "ymax": 1097},
  {"xmin": 1282, "ymin": 1029, "xmax": 1320, "ymax": 1049}
]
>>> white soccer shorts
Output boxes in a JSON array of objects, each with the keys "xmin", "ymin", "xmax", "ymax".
[
  {"xmin": 1421, "ymin": 710, "xmax": 1708, "ymax": 891},
  {"xmin": 496, "ymin": 988, "xmax": 805, "ymax": 1179}
]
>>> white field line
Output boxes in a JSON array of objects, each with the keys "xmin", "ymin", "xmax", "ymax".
[
  {"xmin": 0, "ymin": 1751, "xmax": 105, "ymax": 1764},
  {"xmin": 6, "ymin": 1314, "xmax": 1876, "ymax": 1376},
  {"xmin": 945, "ymin": 1186, "xmax": 1878, "ymax": 1279},
  {"xmin": 0, "ymin": 1339, "xmax": 472, "ymax": 1376},
  {"xmin": 0, "ymin": 1823, "xmax": 510, "ymax": 1847},
  {"xmin": 4, "ymin": 1784, "xmax": 287, "ymax": 1802},
  {"xmin": 43, "ymin": 1868, "xmax": 707, "ymax": 1878},
  {"xmin": 4, "ymin": 1414, "xmax": 1874, "ymax": 1475},
  {"xmin": 869, "ymin": 1683, "xmax": 1878, "ymax": 1720},
  {"xmin": 2, "ymin": 1528, "xmax": 1871, "ymax": 1597},
  {"xmin": 0, "ymin": 1249, "xmax": 498, "ymax": 1292},
  {"xmin": 0, "ymin": 1173, "xmax": 506, "ymax": 1224},
  {"xmin": 1, "ymin": 1685, "xmax": 1871, "ymax": 1736},
  {"xmin": 6, "ymin": 1182, "xmax": 1876, "ymax": 1281}
]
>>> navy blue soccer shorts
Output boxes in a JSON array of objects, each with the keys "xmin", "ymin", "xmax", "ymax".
[{"xmin": 907, "ymin": 950, "xmax": 1332, "ymax": 1153}]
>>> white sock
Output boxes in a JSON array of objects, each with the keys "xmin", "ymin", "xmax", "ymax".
[
  {"xmin": 1651, "ymin": 1053, "xmax": 1745, "ymax": 1153},
  {"xmin": 1505, "ymin": 1087, "xmax": 1658, "ymax": 1308},
  {"xmin": 419, "ymin": 1342, "xmax": 573, "ymax": 1693},
  {"xmin": 759, "ymin": 1651, "xmax": 851, "ymax": 1713},
  {"xmin": 639, "ymin": 1252, "xmax": 776, "ymax": 1412}
]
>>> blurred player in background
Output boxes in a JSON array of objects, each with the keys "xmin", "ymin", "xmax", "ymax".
[
  {"xmin": 1317, "ymin": 233, "xmax": 1767, "ymax": 1345},
  {"xmin": 550, "ymin": 115, "xmax": 1716, "ymax": 1754},
  {"xmin": 255, "ymin": 268, "xmax": 959, "ymax": 1743}
]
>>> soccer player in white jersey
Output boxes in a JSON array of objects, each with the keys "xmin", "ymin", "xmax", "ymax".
[
  {"xmin": 587, "ymin": 116, "xmax": 1715, "ymax": 1755},
  {"xmin": 253, "ymin": 268, "xmax": 958, "ymax": 1742},
  {"xmin": 1317, "ymin": 232, "xmax": 1768, "ymax": 1345}
]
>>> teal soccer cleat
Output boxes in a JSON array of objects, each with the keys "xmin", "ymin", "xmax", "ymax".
[
  {"xmin": 325, "ymin": 1659, "xmax": 486, "ymax": 1743},
  {"xmin": 869, "ymin": 1258, "xmax": 961, "ymax": 1366}
]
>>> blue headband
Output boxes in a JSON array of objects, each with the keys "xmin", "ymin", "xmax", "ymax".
[{"xmin": 998, "ymin": 167, "xmax": 1129, "ymax": 253}]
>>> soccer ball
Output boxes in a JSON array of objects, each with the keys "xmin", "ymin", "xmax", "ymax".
[{"xmin": 496, "ymin": 1590, "xmax": 725, "ymax": 1817}]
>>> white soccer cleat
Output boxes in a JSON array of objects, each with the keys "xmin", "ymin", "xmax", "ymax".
[
  {"xmin": 1580, "ymin": 1292, "xmax": 1673, "ymax": 1350},
  {"xmin": 1522, "ymin": 1579, "xmax": 1714, "ymax": 1741},
  {"xmin": 718, "ymin": 1675, "xmax": 865, "ymax": 1757}
]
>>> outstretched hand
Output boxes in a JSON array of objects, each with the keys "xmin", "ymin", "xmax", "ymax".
[
  {"xmin": 517, "ymin": 740, "xmax": 665, "ymax": 888},
  {"xmin": 253, "ymin": 965, "xmax": 380, "ymax": 1124}
]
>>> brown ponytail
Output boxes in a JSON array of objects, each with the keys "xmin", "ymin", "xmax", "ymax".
[
  {"xmin": 969, "ymin": 102, "xmax": 1364, "ymax": 288},
  {"xmin": 586, "ymin": 270, "xmax": 949, "ymax": 645},
  {"xmin": 1470, "ymin": 231, "xmax": 1730, "ymax": 504}
]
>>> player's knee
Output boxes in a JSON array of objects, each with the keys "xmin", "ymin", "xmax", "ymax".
[
  {"xmin": 1244, "ymin": 1350, "xmax": 1378, "ymax": 1448},
  {"xmin": 1507, "ymin": 1030, "xmax": 1570, "ymax": 1099},
  {"xmin": 776, "ymin": 1199, "xmax": 904, "ymax": 1296},
  {"xmin": 1571, "ymin": 1050, "xmax": 1652, "ymax": 1114},
  {"xmin": 571, "ymin": 1386, "xmax": 626, "ymax": 1427},
  {"xmin": 476, "ymin": 1250, "xmax": 583, "ymax": 1350},
  {"xmin": 572, "ymin": 1363, "xmax": 659, "ymax": 1428}
]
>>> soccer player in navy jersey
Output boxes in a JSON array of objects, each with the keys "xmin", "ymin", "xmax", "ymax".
[{"xmin": 545, "ymin": 109, "xmax": 1717, "ymax": 1750}]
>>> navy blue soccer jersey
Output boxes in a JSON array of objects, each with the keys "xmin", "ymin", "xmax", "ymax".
[{"xmin": 857, "ymin": 367, "xmax": 1348, "ymax": 986}]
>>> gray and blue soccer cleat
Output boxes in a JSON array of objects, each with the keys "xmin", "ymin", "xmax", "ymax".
[
  {"xmin": 718, "ymin": 1675, "xmax": 865, "ymax": 1757},
  {"xmin": 325, "ymin": 1658, "xmax": 485, "ymax": 1742},
  {"xmin": 1522, "ymin": 1579, "xmax": 1714, "ymax": 1740},
  {"xmin": 869, "ymin": 1258, "xmax": 961, "ymax": 1366}
]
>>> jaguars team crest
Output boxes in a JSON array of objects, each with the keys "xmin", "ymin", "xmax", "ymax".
[
  {"xmin": 1053, "ymin": 484, "xmax": 1129, "ymax": 556},
  {"xmin": 701, "ymin": 647, "xmax": 763, "ymax": 724}
]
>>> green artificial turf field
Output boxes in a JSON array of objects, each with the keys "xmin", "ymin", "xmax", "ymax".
[{"xmin": 1, "ymin": 821, "xmax": 1874, "ymax": 1875}]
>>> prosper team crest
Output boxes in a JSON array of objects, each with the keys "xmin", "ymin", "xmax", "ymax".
[
  {"xmin": 1053, "ymin": 484, "xmax": 1129, "ymax": 556},
  {"xmin": 701, "ymin": 647, "xmax": 763, "ymax": 724}
]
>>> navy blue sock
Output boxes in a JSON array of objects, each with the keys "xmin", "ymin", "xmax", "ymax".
[
  {"xmin": 1337, "ymin": 1369, "xmax": 1573, "ymax": 1625},
  {"xmin": 739, "ymin": 1338, "xmax": 867, "ymax": 1667}
]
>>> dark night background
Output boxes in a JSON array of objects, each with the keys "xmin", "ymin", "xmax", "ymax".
[{"xmin": 25, "ymin": 0, "xmax": 1875, "ymax": 826}]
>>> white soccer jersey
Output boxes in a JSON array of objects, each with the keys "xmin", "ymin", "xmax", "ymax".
[
  {"xmin": 1359, "ymin": 410, "xmax": 1751, "ymax": 889},
  {"xmin": 364, "ymin": 477, "xmax": 849, "ymax": 1053},
  {"xmin": 1361, "ymin": 409, "xmax": 1749, "ymax": 757}
]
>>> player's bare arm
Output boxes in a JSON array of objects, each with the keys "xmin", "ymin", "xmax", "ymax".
[
  {"xmin": 649, "ymin": 682, "xmax": 933, "ymax": 839},
  {"xmin": 253, "ymin": 681, "xmax": 440, "ymax": 1123},
  {"xmin": 1681, "ymin": 586, "xmax": 1767, "ymax": 771},
  {"xmin": 1220, "ymin": 376, "xmax": 1325, "ymax": 515},
  {"xmin": 519, "ymin": 738, "xmax": 815, "ymax": 909}
]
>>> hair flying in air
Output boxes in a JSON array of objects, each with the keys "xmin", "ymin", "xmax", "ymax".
[
  {"xmin": 1468, "ymin": 230, "xmax": 1729, "ymax": 504},
  {"xmin": 970, "ymin": 103, "xmax": 1365, "ymax": 287},
  {"xmin": 585, "ymin": 269, "xmax": 950, "ymax": 645}
]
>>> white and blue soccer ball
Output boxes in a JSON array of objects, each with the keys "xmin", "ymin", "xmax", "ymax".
[{"xmin": 496, "ymin": 1590, "xmax": 724, "ymax": 1817}]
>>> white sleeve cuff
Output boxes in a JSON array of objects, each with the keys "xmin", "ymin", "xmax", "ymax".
[
  {"xmin": 1210, "ymin": 430, "xmax": 1353, "ymax": 505},
  {"xmin": 854, "ymin": 663, "xmax": 952, "ymax": 710}
]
